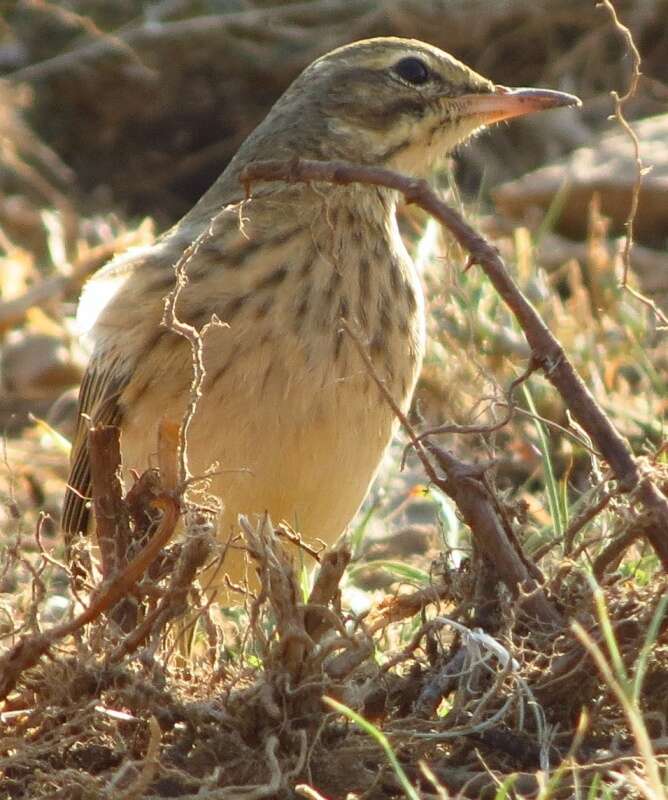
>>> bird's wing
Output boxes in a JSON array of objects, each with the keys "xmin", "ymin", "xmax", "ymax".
[
  {"xmin": 62, "ymin": 241, "xmax": 171, "ymax": 540},
  {"xmin": 61, "ymin": 356, "xmax": 127, "ymax": 539},
  {"xmin": 61, "ymin": 192, "xmax": 289, "ymax": 540}
]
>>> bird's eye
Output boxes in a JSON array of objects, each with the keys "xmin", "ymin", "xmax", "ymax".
[{"xmin": 394, "ymin": 57, "xmax": 430, "ymax": 85}]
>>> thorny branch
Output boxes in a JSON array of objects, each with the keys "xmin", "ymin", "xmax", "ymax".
[{"xmin": 241, "ymin": 158, "xmax": 668, "ymax": 569}]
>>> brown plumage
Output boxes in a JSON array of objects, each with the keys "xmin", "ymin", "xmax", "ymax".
[{"xmin": 62, "ymin": 37, "xmax": 579, "ymax": 595}]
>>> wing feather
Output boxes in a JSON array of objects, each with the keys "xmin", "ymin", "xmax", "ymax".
[{"xmin": 61, "ymin": 359, "xmax": 126, "ymax": 539}]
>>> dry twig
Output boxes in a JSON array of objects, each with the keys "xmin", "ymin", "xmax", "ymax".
[
  {"xmin": 241, "ymin": 158, "xmax": 668, "ymax": 568},
  {"xmin": 597, "ymin": 0, "xmax": 668, "ymax": 327}
]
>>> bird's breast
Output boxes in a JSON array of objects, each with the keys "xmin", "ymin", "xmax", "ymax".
[
  {"xmin": 111, "ymin": 188, "xmax": 425, "ymax": 550},
  {"xmin": 116, "ymin": 186, "xmax": 426, "ymax": 462}
]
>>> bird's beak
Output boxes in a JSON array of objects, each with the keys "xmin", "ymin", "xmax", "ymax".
[{"xmin": 456, "ymin": 85, "xmax": 581, "ymax": 124}]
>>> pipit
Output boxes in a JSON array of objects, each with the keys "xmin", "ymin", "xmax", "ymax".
[{"xmin": 63, "ymin": 37, "xmax": 579, "ymax": 595}]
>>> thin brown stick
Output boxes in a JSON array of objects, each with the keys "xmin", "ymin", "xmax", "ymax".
[
  {"xmin": 115, "ymin": 715, "xmax": 162, "ymax": 800},
  {"xmin": 108, "ymin": 527, "xmax": 211, "ymax": 663},
  {"xmin": 425, "ymin": 440, "xmax": 562, "ymax": 626},
  {"xmin": 161, "ymin": 217, "xmax": 229, "ymax": 487},
  {"xmin": 241, "ymin": 158, "xmax": 668, "ymax": 568},
  {"xmin": 88, "ymin": 425, "xmax": 129, "ymax": 580},
  {"xmin": 305, "ymin": 545, "xmax": 350, "ymax": 640},
  {"xmin": 597, "ymin": 0, "xmax": 668, "ymax": 328},
  {"xmin": 340, "ymin": 319, "xmax": 560, "ymax": 626},
  {"xmin": 592, "ymin": 526, "xmax": 644, "ymax": 580},
  {"xmin": 493, "ymin": 401, "xmax": 601, "ymax": 457},
  {"xmin": 340, "ymin": 318, "xmax": 439, "ymax": 487},
  {"xmin": 24, "ymin": 0, "xmax": 154, "ymax": 78},
  {"xmin": 7, "ymin": 0, "xmax": 372, "ymax": 83},
  {"xmin": 564, "ymin": 490, "xmax": 613, "ymax": 556},
  {"xmin": 415, "ymin": 357, "xmax": 539, "ymax": 441}
]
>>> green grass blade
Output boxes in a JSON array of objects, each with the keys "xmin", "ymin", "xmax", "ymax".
[
  {"xmin": 350, "ymin": 501, "xmax": 378, "ymax": 559},
  {"xmin": 631, "ymin": 592, "xmax": 668, "ymax": 705},
  {"xmin": 323, "ymin": 696, "xmax": 420, "ymax": 800},
  {"xmin": 523, "ymin": 383, "xmax": 566, "ymax": 537},
  {"xmin": 494, "ymin": 773, "xmax": 518, "ymax": 799},
  {"xmin": 591, "ymin": 582, "xmax": 628, "ymax": 687},
  {"xmin": 535, "ymin": 177, "xmax": 570, "ymax": 244},
  {"xmin": 348, "ymin": 560, "xmax": 430, "ymax": 585}
]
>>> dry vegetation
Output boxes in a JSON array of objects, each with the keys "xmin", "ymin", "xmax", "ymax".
[{"xmin": 0, "ymin": 1, "xmax": 667, "ymax": 798}]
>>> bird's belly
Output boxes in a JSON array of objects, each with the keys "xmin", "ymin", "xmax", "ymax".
[
  {"xmin": 200, "ymin": 375, "xmax": 398, "ymax": 541},
  {"xmin": 119, "ymin": 331, "xmax": 418, "ymax": 585}
]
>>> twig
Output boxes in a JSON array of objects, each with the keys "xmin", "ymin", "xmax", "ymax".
[
  {"xmin": 564, "ymin": 489, "xmax": 613, "ymax": 555},
  {"xmin": 109, "ymin": 715, "xmax": 162, "ymax": 799},
  {"xmin": 276, "ymin": 522, "xmax": 325, "ymax": 562},
  {"xmin": 305, "ymin": 544, "xmax": 350, "ymax": 640},
  {"xmin": 367, "ymin": 584, "xmax": 458, "ymax": 634},
  {"xmin": 415, "ymin": 356, "xmax": 539, "ymax": 442},
  {"xmin": 340, "ymin": 318, "xmax": 439, "ymax": 487},
  {"xmin": 428, "ymin": 442, "xmax": 562, "ymax": 626},
  {"xmin": 597, "ymin": 0, "xmax": 668, "ymax": 328},
  {"xmin": 339, "ymin": 318, "xmax": 560, "ymax": 625},
  {"xmin": 592, "ymin": 526, "xmax": 643, "ymax": 580},
  {"xmin": 295, "ymin": 785, "xmax": 329, "ymax": 800},
  {"xmin": 241, "ymin": 158, "xmax": 668, "ymax": 569},
  {"xmin": 107, "ymin": 528, "xmax": 211, "ymax": 663},
  {"xmin": 161, "ymin": 218, "xmax": 228, "ymax": 485},
  {"xmin": 493, "ymin": 401, "xmax": 602, "ymax": 457},
  {"xmin": 240, "ymin": 514, "xmax": 310, "ymax": 680},
  {"xmin": 7, "ymin": 0, "xmax": 372, "ymax": 83},
  {"xmin": 381, "ymin": 615, "xmax": 466, "ymax": 675},
  {"xmin": 88, "ymin": 425, "xmax": 129, "ymax": 581},
  {"xmin": 532, "ymin": 486, "xmax": 613, "ymax": 563},
  {"xmin": 23, "ymin": 0, "xmax": 155, "ymax": 80}
]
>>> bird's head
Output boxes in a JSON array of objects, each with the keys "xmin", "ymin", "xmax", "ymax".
[{"xmin": 232, "ymin": 37, "xmax": 580, "ymax": 179}]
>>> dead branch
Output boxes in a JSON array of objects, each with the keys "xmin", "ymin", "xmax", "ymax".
[
  {"xmin": 241, "ymin": 158, "xmax": 668, "ymax": 569},
  {"xmin": 240, "ymin": 514, "xmax": 311, "ymax": 680},
  {"xmin": 425, "ymin": 441, "xmax": 562, "ymax": 627},
  {"xmin": 88, "ymin": 425, "xmax": 129, "ymax": 580},
  {"xmin": 341, "ymin": 317, "xmax": 561, "ymax": 627},
  {"xmin": 367, "ymin": 585, "xmax": 462, "ymax": 635},
  {"xmin": 108, "ymin": 526, "xmax": 212, "ymax": 664},
  {"xmin": 305, "ymin": 544, "xmax": 350, "ymax": 640},
  {"xmin": 415, "ymin": 648, "xmax": 468, "ymax": 717}
]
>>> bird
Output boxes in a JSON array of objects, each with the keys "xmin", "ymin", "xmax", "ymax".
[{"xmin": 62, "ymin": 37, "xmax": 579, "ymax": 599}]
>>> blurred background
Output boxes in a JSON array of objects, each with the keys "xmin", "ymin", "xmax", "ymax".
[
  {"xmin": 1, "ymin": 6, "xmax": 668, "ymax": 796},
  {"xmin": 2, "ymin": 0, "xmax": 667, "ymax": 221}
]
